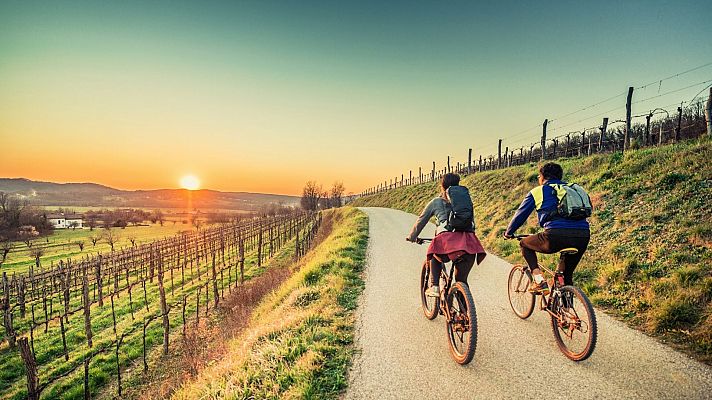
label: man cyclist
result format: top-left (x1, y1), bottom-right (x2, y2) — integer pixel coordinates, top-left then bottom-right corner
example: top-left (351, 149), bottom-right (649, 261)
top-left (503, 162), bottom-right (590, 294)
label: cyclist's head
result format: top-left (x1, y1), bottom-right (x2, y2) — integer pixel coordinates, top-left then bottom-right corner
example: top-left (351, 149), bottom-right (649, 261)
top-left (538, 162), bottom-right (563, 183)
top-left (440, 173), bottom-right (460, 193)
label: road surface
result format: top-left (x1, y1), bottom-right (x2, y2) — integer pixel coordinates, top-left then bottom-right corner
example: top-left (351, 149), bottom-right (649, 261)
top-left (345, 207), bottom-right (712, 400)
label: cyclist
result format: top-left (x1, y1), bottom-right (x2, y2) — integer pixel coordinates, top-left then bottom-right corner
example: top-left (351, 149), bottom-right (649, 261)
top-left (503, 162), bottom-right (590, 294)
top-left (406, 173), bottom-right (486, 297)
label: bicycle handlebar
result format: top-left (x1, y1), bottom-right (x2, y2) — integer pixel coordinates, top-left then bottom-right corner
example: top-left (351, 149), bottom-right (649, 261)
top-left (406, 237), bottom-right (433, 245)
top-left (505, 234), bottom-right (530, 241)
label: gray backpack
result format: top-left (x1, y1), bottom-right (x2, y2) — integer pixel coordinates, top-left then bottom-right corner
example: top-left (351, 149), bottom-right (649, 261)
top-left (445, 186), bottom-right (475, 232)
top-left (548, 183), bottom-right (592, 220)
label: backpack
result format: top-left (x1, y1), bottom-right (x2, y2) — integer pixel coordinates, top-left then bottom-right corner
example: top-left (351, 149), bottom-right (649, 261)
top-left (445, 186), bottom-right (475, 232)
top-left (548, 183), bottom-right (592, 220)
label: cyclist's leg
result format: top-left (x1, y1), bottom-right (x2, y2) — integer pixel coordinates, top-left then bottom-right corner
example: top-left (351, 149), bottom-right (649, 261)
top-left (428, 255), bottom-right (443, 286)
top-left (519, 232), bottom-right (553, 274)
top-left (559, 236), bottom-right (590, 286)
top-left (453, 254), bottom-right (476, 283)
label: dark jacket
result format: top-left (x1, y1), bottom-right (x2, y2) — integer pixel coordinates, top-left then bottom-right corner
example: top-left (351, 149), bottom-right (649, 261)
top-left (505, 179), bottom-right (590, 236)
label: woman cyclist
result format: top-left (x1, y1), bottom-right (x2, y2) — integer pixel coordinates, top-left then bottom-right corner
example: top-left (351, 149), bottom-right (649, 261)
top-left (406, 173), bottom-right (486, 296)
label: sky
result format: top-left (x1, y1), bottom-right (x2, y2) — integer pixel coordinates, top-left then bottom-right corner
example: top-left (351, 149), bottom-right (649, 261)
top-left (1, 0), bottom-right (711, 195)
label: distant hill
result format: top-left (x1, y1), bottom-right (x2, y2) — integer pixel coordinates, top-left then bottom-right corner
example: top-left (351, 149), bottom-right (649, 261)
top-left (0, 178), bottom-right (300, 211)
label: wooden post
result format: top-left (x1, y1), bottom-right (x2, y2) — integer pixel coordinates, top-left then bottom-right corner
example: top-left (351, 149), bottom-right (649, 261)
top-left (497, 139), bottom-right (502, 168)
top-left (257, 229), bottom-right (262, 267)
top-left (504, 146), bottom-right (508, 167)
top-left (447, 156), bottom-right (451, 173)
top-left (467, 148), bottom-right (472, 174)
top-left (599, 118), bottom-right (608, 151)
top-left (541, 120), bottom-right (548, 160)
top-left (645, 113), bottom-right (652, 146)
top-left (84, 357), bottom-right (90, 400)
top-left (478, 155), bottom-right (482, 172)
top-left (431, 161), bottom-right (435, 181)
top-left (706, 87), bottom-right (712, 136)
top-left (624, 86), bottom-right (633, 151)
top-left (587, 132), bottom-right (592, 155)
top-left (2, 272), bottom-right (15, 348)
top-left (552, 139), bottom-right (558, 159)
top-left (82, 273), bottom-right (92, 347)
top-left (19, 337), bottom-right (39, 400)
top-left (675, 104), bottom-right (682, 142)
top-left (658, 121), bottom-right (664, 146)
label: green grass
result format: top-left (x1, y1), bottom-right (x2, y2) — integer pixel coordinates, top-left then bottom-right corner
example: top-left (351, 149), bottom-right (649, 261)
top-left (2, 224), bottom-right (189, 274)
top-left (353, 136), bottom-right (712, 363)
top-left (172, 207), bottom-right (368, 400)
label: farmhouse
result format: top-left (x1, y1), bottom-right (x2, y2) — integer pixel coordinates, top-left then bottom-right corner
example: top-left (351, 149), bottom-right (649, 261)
top-left (47, 213), bottom-right (84, 229)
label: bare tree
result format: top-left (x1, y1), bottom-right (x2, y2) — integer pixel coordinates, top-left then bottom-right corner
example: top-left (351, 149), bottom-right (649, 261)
top-left (104, 230), bottom-right (119, 252)
top-left (128, 236), bottom-right (136, 246)
top-left (86, 214), bottom-right (98, 231)
top-left (330, 181), bottom-right (345, 208)
top-left (300, 181), bottom-right (322, 211)
top-left (1, 240), bottom-right (12, 262)
top-left (154, 210), bottom-right (165, 226)
top-left (76, 241), bottom-right (85, 252)
top-left (90, 233), bottom-right (102, 247)
top-left (29, 247), bottom-right (44, 269)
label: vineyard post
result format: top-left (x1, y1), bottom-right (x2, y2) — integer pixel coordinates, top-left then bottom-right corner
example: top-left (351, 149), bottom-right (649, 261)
top-left (409, 170), bottom-right (412, 185)
top-left (624, 86), bottom-right (634, 151)
top-left (645, 113), bottom-right (652, 146)
top-left (504, 146), bottom-right (508, 167)
top-left (447, 156), bottom-right (451, 173)
top-left (18, 277), bottom-right (25, 317)
top-left (419, 167), bottom-right (422, 183)
top-left (239, 238), bottom-right (245, 284)
top-left (2, 272), bottom-right (15, 348)
top-left (587, 133), bottom-right (592, 156)
top-left (478, 155), bottom-right (482, 172)
top-left (551, 139), bottom-right (557, 159)
top-left (82, 273), bottom-right (92, 347)
top-left (19, 337), bottom-right (39, 400)
top-left (116, 339), bottom-right (122, 397)
top-left (211, 253), bottom-right (219, 308)
top-left (431, 161), bottom-right (435, 181)
top-left (658, 121), bottom-right (664, 146)
top-left (59, 308), bottom-right (68, 360)
top-left (157, 254), bottom-right (169, 355)
top-left (675, 104), bottom-right (682, 142)
top-left (142, 319), bottom-right (148, 371)
top-left (497, 139), bottom-right (502, 168)
top-left (182, 296), bottom-right (187, 336)
top-left (599, 118), bottom-right (608, 151)
top-left (110, 293), bottom-right (117, 334)
top-left (706, 87), bottom-right (712, 136)
top-left (257, 230), bottom-right (263, 267)
top-left (83, 357), bottom-right (90, 400)
top-left (128, 286), bottom-right (135, 320)
top-left (541, 119), bottom-right (548, 160)
top-left (96, 256), bottom-right (103, 307)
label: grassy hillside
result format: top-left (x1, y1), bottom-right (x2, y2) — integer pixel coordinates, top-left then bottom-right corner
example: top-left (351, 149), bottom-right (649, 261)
top-left (354, 136), bottom-right (712, 362)
top-left (171, 207), bottom-right (368, 399)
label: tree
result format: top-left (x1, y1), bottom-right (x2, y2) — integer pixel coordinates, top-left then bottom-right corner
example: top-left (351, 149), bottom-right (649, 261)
top-left (90, 233), bottom-right (102, 247)
top-left (86, 214), bottom-right (98, 231)
top-left (29, 247), bottom-right (44, 269)
top-left (192, 218), bottom-right (202, 231)
top-left (68, 221), bottom-right (79, 230)
top-left (154, 210), bottom-right (165, 226)
top-left (104, 230), bottom-right (119, 252)
top-left (128, 236), bottom-right (136, 246)
top-left (300, 181), bottom-right (322, 211)
top-left (330, 181), bottom-right (345, 208)
top-left (1, 240), bottom-right (12, 262)
top-left (76, 241), bottom-right (85, 251)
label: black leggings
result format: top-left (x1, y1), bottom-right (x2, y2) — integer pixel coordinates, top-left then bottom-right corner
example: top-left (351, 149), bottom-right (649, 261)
top-left (429, 254), bottom-right (476, 286)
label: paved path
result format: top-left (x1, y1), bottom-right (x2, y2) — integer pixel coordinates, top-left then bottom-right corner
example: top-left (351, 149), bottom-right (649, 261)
top-left (345, 207), bottom-right (712, 400)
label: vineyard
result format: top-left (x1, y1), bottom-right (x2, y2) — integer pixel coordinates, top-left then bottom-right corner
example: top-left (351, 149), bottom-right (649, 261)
top-left (0, 211), bottom-right (322, 400)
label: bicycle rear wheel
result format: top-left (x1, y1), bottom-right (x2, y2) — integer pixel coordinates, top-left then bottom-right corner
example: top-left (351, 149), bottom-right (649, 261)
top-left (551, 285), bottom-right (597, 361)
top-left (507, 265), bottom-right (535, 319)
top-left (420, 260), bottom-right (438, 320)
top-left (446, 282), bottom-right (477, 365)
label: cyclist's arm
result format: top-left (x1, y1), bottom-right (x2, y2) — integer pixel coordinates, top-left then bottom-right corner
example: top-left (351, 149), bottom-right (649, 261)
top-left (407, 199), bottom-right (436, 242)
top-left (505, 193), bottom-right (535, 237)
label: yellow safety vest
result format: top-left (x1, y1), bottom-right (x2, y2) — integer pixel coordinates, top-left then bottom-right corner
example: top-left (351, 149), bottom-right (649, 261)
top-left (530, 184), bottom-right (566, 210)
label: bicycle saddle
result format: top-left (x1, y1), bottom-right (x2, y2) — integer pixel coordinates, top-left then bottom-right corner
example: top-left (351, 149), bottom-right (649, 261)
top-left (559, 248), bottom-right (579, 255)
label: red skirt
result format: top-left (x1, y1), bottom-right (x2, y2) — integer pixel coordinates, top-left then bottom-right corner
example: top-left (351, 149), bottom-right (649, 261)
top-left (427, 231), bottom-right (487, 265)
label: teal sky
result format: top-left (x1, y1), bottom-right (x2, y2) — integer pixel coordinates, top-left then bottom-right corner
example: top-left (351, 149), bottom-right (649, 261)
top-left (1, 1), bottom-right (710, 194)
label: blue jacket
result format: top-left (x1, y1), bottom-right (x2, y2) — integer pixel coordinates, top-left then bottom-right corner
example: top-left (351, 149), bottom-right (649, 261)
top-left (505, 179), bottom-right (590, 236)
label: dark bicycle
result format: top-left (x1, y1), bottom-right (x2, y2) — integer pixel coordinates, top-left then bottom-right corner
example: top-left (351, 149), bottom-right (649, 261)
top-left (506, 234), bottom-right (597, 361)
top-left (415, 238), bottom-right (477, 365)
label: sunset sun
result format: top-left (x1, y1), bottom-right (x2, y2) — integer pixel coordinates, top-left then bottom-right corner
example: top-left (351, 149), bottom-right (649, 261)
top-left (180, 175), bottom-right (200, 190)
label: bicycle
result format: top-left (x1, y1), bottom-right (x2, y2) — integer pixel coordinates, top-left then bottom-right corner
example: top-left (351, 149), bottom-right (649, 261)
top-left (506, 234), bottom-right (597, 361)
top-left (415, 238), bottom-right (477, 365)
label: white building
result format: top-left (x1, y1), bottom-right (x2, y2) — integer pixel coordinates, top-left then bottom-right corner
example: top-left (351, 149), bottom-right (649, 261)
top-left (47, 213), bottom-right (84, 229)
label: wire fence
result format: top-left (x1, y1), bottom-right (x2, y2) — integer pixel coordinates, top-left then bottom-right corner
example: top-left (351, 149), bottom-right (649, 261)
top-left (358, 85), bottom-right (712, 196)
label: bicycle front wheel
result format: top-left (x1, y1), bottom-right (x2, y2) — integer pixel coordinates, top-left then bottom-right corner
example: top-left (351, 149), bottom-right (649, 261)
top-left (446, 282), bottom-right (477, 365)
top-left (508, 265), bottom-right (535, 319)
top-left (420, 260), bottom-right (438, 320)
top-left (551, 285), bottom-right (597, 361)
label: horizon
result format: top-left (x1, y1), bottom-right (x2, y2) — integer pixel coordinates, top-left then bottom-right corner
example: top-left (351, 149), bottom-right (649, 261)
top-left (2, 1), bottom-right (711, 195)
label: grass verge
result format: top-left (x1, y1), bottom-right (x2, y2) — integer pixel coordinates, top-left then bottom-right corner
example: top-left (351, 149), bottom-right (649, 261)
top-left (170, 207), bottom-right (368, 399)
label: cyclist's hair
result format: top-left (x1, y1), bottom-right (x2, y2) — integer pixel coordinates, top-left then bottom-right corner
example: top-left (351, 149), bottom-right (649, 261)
top-left (440, 173), bottom-right (460, 190)
top-left (539, 162), bottom-right (563, 180)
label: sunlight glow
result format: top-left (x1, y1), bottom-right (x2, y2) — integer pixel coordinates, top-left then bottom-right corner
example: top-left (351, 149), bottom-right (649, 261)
top-left (180, 175), bottom-right (200, 190)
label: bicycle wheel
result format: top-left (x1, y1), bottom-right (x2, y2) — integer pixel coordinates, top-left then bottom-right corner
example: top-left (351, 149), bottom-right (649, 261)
top-left (420, 260), bottom-right (438, 320)
top-left (446, 282), bottom-right (477, 365)
top-left (507, 265), bottom-right (535, 319)
top-left (550, 285), bottom-right (597, 361)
